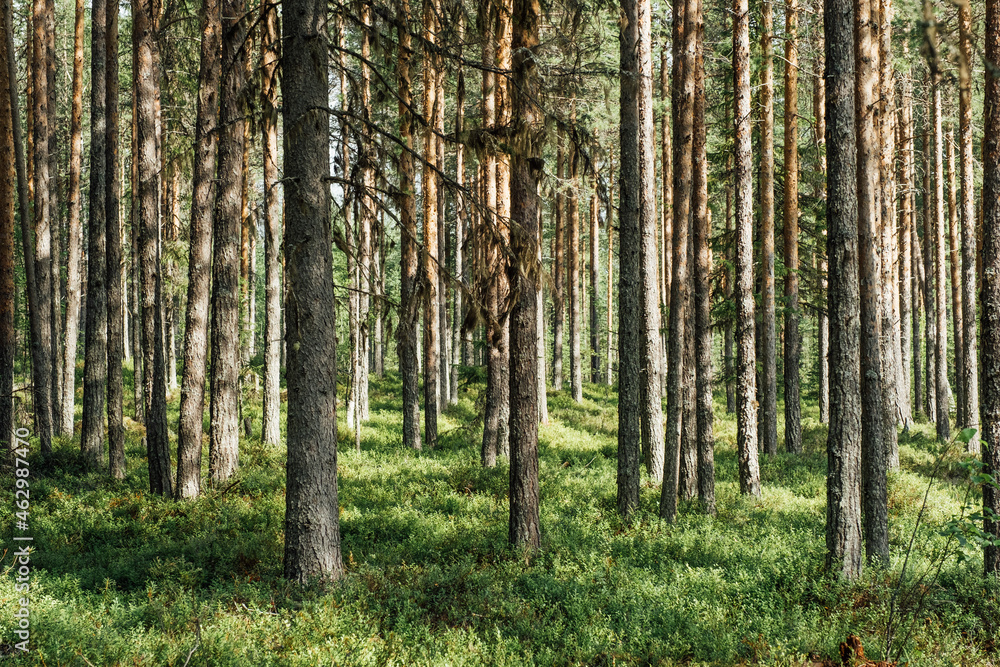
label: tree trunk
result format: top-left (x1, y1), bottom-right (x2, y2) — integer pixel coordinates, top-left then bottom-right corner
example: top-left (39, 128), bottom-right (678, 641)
top-left (553, 134), bottom-right (564, 390)
top-left (606, 166), bottom-right (614, 387)
top-left (356, 0), bottom-right (374, 430)
top-left (856, 0), bottom-right (889, 566)
top-left (724, 147), bottom-right (735, 416)
top-left (209, 0), bottom-right (247, 485)
top-left (261, 0), bottom-right (281, 447)
top-left (661, 0), bottom-right (693, 520)
top-left (31, 0), bottom-right (53, 453)
top-left (733, 0), bottom-right (760, 498)
top-left (758, 0), bottom-right (777, 457)
top-left (589, 190), bottom-right (600, 384)
top-left (958, 0), bottom-right (979, 453)
top-left (106, 2), bottom-right (125, 479)
top-left (423, 0), bottom-right (440, 449)
top-left (825, 0), bottom-right (863, 579)
top-left (981, 0), bottom-right (1000, 576)
top-left (60, 0), bottom-right (85, 437)
top-left (281, 0), bottom-right (343, 582)
top-left (537, 183), bottom-right (548, 424)
top-left (45, 0), bottom-right (59, 424)
top-left (569, 122), bottom-right (583, 404)
top-left (507, 0), bottom-right (541, 548)
top-left (619, 0), bottom-right (657, 518)
top-left (783, 0), bottom-right (801, 454)
top-left (947, 132), bottom-right (964, 430)
top-left (81, 0), bottom-right (108, 468)
top-left (0, 0), bottom-right (14, 454)
top-left (931, 59), bottom-right (950, 441)
top-left (178, 0), bottom-right (222, 497)
top-left (814, 45), bottom-right (830, 425)
top-left (898, 65), bottom-right (914, 432)
top-left (135, 0), bottom-right (172, 496)
top-left (692, 8), bottom-right (714, 513)
top-left (922, 104), bottom-right (936, 421)
top-left (397, 0), bottom-right (421, 451)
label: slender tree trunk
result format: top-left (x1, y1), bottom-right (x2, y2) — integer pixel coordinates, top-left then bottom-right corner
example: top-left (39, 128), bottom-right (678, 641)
top-left (135, 0), bottom-right (172, 496)
top-left (783, 0), bottom-right (801, 453)
top-left (619, 0), bottom-right (658, 518)
top-left (508, 0), bottom-right (541, 547)
top-left (922, 104), bottom-right (936, 421)
top-left (45, 0), bottom-right (59, 423)
top-left (606, 167), bottom-right (615, 387)
top-left (930, 56), bottom-right (950, 441)
top-left (106, 3), bottom-right (125, 479)
top-left (947, 132), bottom-right (964, 430)
top-left (281, 0), bottom-right (343, 582)
top-left (356, 0), bottom-right (373, 428)
top-left (397, 0), bottom-right (421, 451)
top-left (660, 46), bottom-right (672, 390)
top-left (758, 0), bottom-right (777, 457)
top-left (81, 0), bottom-right (108, 468)
top-left (856, 0), bottom-right (889, 566)
top-left (589, 189), bottom-right (600, 384)
top-left (60, 0), bottom-right (85, 436)
top-left (553, 135), bottom-right (564, 390)
top-left (210, 0), bottom-right (248, 485)
top-left (30, 0), bottom-right (53, 453)
top-left (537, 183), bottom-right (548, 424)
top-left (569, 123), bottom-right (583, 403)
top-left (878, 0), bottom-right (899, 469)
top-left (733, 0), bottom-right (760, 499)
top-left (814, 47), bottom-right (830, 425)
top-left (826, 0), bottom-right (863, 579)
top-left (261, 0), bottom-right (281, 447)
top-left (724, 148), bottom-right (735, 415)
top-left (661, 0), bottom-right (693, 520)
top-left (691, 9), bottom-right (714, 513)
top-left (454, 12), bottom-right (467, 386)
top-left (0, 0), bottom-right (14, 453)
top-left (958, 0), bottom-right (979, 453)
top-left (981, 0), bottom-right (1000, 576)
top-left (131, 93), bottom-right (144, 424)
top-left (177, 0), bottom-right (221, 497)
top-left (423, 0), bottom-right (440, 449)
top-left (898, 67), bottom-right (914, 432)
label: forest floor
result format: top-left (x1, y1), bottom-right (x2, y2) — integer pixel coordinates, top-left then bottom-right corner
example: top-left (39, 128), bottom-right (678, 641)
top-left (1, 370), bottom-right (999, 666)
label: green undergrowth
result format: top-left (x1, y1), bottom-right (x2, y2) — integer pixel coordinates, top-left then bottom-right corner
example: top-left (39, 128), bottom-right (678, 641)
top-left (1, 375), bottom-right (998, 666)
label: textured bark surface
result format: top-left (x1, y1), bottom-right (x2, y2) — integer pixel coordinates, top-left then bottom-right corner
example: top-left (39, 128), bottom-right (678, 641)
top-left (507, 0), bottom-right (541, 548)
top-left (210, 0), bottom-right (247, 485)
top-left (177, 0), bottom-right (221, 497)
top-left (106, 4), bottom-right (125, 479)
top-left (825, 0), bottom-right (863, 579)
top-left (982, 0), bottom-right (1000, 575)
top-left (958, 0), bottom-right (979, 453)
top-left (606, 172), bottom-right (614, 387)
top-left (81, 0), bottom-right (108, 468)
top-left (281, 0), bottom-right (343, 583)
top-left (589, 192), bottom-right (600, 384)
top-left (898, 70), bottom-right (915, 432)
top-left (922, 113), bottom-right (936, 421)
top-left (31, 0), bottom-right (53, 453)
top-left (569, 135), bottom-right (583, 404)
top-left (814, 49), bottom-right (829, 425)
top-left (0, 0), bottom-right (14, 453)
top-left (758, 0), bottom-right (777, 458)
top-left (481, 21), bottom-right (499, 466)
top-left (661, 0), bottom-right (693, 519)
top-left (692, 11), bottom-right (714, 513)
top-left (783, 0), bottom-right (801, 454)
top-left (947, 133), bottom-right (964, 429)
top-left (553, 137), bottom-right (564, 390)
top-left (60, 0), bottom-right (85, 437)
top-left (732, 0), bottom-right (760, 499)
top-left (397, 0), bottom-right (422, 452)
top-left (261, 0), bottom-right (281, 447)
top-left (618, 0), bottom-right (653, 517)
top-left (931, 70), bottom-right (950, 442)
top-left (135, 0), bottom-right (172, 496)
top-left (856, 0), bottom-right (889, 566)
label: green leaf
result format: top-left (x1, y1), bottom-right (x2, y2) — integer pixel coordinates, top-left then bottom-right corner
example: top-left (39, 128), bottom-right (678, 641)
top-left (959, 427), bottom-right (978, 444)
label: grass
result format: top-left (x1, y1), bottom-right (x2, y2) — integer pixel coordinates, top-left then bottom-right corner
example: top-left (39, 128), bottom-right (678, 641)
top-left (1, 373), bottom-right (998, 666)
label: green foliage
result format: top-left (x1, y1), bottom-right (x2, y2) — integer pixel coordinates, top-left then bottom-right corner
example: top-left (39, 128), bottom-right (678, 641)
top-left (1, 380), bottom-right (997, 665)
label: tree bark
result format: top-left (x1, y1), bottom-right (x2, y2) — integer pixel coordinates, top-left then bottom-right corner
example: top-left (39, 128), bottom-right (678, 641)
top-left (732, 0), bottom-right (760, 498)
top-left (898, 65), bottom-right (914, 432)
top-left (692, 9), bottom-right (714, 513)
top-left (589, 189), bottom-right (600, 384)
top-left (60, 0), bottom-right (85, 437)
top-left (569, 123), bottom-right (583, 404)
top-left (178, 0), bottom-right (222, 497)
top-left (620, 0), bottom-right (658, 518)
top-left (106, 2), bottom-right (125, 479)
top-left (507, 0), bottom-right (542, 548)
top-left (210, 0), bottom-right (247, 485)
top-left (397, 0), bottom-right (421, 451)
top-left (0, 0), bottom-right (14, 454)
top-left (31, 0), bottom-right (53, 453)
top-left (931, 57), bottom-right (950, 441)
top-left (606, 166), bottom-right (615, 387)
top-left (281, 0), bottom-right (343, 582)
top-left (758, 0), bottom-right (777, 458)
top-left (135, 0), bottom-right (172, 496)
top-left (261, 0), bottom-right (281, 447)
top-left (826, 0), bottom-right (863, 579)
top-left (661, 0), bottom-right (693, 520)
top-left (947, 132), bottom-right (964, 430)
top-left (814, 45), bottom-right (830, 425)
top-left (922, 102), bottom-right (936, 422)
top-left (423, 0), bottom-right (440, 449)
top-left (553, 135), bottom-right (564, 391)
top-left (783, 0), bottom-right (801, 454)
top-left (958, 0), bottom-right (979, 453)
top-left (81, 0), bottom-right (108, 468)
